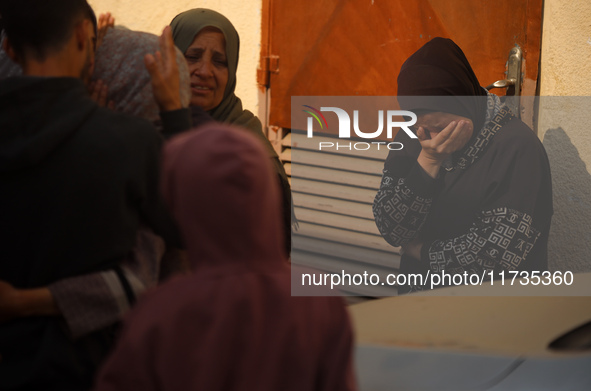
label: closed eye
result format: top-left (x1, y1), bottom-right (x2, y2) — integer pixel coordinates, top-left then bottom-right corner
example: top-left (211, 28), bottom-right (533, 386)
top-left (185, 48), bottom-right (204, 64)
top-left (212, 53), bottom-right (228, 67)
top-left (185, 55), bottom-right (202, 64)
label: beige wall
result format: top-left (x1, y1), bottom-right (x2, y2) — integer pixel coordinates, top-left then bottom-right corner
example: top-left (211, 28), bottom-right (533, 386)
top-left (538, 0), bottom-right (591, 272)
top-left (89, 0), bottom-right (262, 116)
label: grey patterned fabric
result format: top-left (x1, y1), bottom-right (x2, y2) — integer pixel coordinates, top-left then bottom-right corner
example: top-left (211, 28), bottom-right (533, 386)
top-left (448, 97), bottom-right (509, 171)
top-left (48, 228), bottom-right (166, 338)
top-left (427, 207), bottom-right (541, 274)
top-left (92, 27), bottom-right (191, 125)
top-left (373, 177), bottom-right (432, 246)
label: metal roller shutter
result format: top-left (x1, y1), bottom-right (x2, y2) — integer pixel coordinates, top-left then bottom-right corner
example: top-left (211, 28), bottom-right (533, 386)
top-left (278, 129), bottom-right (401, 297)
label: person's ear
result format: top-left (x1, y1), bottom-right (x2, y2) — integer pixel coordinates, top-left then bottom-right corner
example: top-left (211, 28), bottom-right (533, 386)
top-left (2, 36), bottom-right (18, 63)
top-left (74, 20), bottom-right (89, 51)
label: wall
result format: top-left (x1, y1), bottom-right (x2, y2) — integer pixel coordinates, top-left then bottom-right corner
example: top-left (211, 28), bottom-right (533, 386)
top-left (538, 0), bottom-right (591, 272)
top-left (89, 0), bottom-right (262, 116)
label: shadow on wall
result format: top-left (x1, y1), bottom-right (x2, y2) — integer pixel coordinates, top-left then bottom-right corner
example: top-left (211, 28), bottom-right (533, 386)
top-left (543, 127), bottom-right (591, 273)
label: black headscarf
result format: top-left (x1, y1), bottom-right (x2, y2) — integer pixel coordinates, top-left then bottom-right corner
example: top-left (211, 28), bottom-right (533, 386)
top-left (397, 37), bottom-right (488, 132)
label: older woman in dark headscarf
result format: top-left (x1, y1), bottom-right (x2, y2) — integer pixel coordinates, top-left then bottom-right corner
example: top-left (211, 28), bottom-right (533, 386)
top-left (92, 124), bottom-right (356, 391)
top-left (170, 8), bottom-right (294, 256)
top-left (373, 38), bottom-right (552, 293)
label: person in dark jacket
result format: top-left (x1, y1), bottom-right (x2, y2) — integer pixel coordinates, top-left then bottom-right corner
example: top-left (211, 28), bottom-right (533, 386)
top-left (0, 14), bottom-right (203, 341)
top-left (0, 1), bottom-right (189, 389)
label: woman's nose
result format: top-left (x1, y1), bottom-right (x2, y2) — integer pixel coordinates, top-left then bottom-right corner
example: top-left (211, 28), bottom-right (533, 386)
top-left (193, 60), bottom-right (214, 77)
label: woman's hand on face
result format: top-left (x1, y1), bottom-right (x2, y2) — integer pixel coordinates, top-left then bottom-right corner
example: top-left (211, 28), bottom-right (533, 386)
top-left (419, 119), bottom-right (472, 159)
top-left (417, 120), bottom-right (472, 178)
top-left (145, 26), bottom-right (182, 112)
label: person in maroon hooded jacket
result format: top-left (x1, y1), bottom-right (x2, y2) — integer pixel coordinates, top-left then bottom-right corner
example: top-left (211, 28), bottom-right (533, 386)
top-left (93, 124), bottom-right (357, 391)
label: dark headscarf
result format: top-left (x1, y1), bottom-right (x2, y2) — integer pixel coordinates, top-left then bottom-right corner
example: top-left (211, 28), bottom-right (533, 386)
top-left (397, 37), bottom-right (488, 132)
top-left (170, 8), bottom-right (261, 135)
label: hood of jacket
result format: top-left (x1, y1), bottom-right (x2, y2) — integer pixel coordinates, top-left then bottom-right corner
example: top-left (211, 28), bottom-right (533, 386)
top-left (0, 76), bottom-right (97, 171)
top-left (161, 124), bottom-right (286, 271)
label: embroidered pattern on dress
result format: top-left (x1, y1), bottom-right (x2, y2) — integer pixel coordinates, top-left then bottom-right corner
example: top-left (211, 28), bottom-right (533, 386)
top-left (373, 174), bottom-right (432, 246)
top-left (427, 207), bottom-right (540, 274)
top-left (450, 97), bottom-right (513, 172)
top-left (483, 91), bottom-right (502, 125)
top-left (406, 208), bottom-right (540, 292)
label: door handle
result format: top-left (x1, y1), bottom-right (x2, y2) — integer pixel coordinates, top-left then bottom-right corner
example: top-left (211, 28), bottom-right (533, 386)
top-left (485, 46), bottom-right (522, 118)
top-left (486, 78), bottom-right (516, 90)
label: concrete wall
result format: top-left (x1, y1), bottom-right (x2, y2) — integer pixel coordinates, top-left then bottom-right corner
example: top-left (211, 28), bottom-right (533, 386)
top-left (538, 0), bottom-right (591, 272)
top-left (89, 0), bottom-right (262, 116)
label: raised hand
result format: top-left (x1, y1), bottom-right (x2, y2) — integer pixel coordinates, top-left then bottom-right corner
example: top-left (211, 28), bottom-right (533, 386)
top-left (96, 12), bottom-right (115, 49)
top-left (417, 120), bottom-right (473, 178)
top-left (88, 79), bottom-right (115, 109)
top-left (144, 26), bottom-right (182, 112)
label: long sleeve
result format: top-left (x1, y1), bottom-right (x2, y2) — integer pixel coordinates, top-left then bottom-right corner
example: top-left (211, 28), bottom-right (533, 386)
top-left (159, 107), bottom-right (193, 139)
top-left (48, 112), bottom-right (191, 338)
top-left (129, 124), bottom-right (184, 249)
top-left (374, 113), bottom-right (552, 290)
top-left (373, 131), bottom-right (440, 247)
top-left (423, 207), bottom-right (541, 274)
top-left (422, 124), bottom-right (552, 275)
top-left (48, 228), bottom-right (165, 338)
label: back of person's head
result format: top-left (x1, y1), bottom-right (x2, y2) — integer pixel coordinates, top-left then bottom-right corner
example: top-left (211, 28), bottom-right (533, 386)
top-left (92, 27), bottom-right (191, 125)
top-left (0, 0), bottom-right (95, 61)
top-left (161, 125), bottom-right (286, 269)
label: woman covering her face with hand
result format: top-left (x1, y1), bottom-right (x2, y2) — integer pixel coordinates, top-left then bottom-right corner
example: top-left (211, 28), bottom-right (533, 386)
top-left (170, 9), bottom-right (294, 255)
top-left (373, 38), bottom-right (553, 293)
